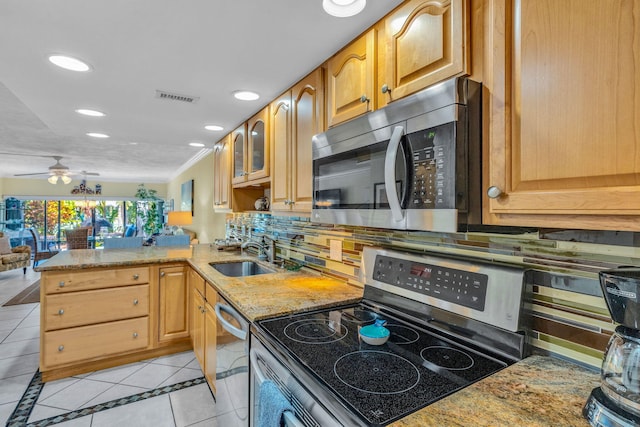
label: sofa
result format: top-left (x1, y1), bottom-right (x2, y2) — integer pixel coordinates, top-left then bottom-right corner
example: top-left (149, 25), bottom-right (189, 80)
top-left (0, 232), bottom-right (31, 274)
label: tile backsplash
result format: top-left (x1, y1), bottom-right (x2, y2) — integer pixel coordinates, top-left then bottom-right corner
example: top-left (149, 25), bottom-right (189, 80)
top-left (229, 213), bottom-right (640, 369)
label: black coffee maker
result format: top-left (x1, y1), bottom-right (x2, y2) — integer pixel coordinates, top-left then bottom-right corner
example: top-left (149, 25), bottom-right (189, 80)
top-left (584, 268), bottom-right (640, 426)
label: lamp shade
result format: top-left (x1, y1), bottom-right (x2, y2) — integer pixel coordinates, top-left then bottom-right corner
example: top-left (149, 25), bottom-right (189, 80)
top-left (167, 211), bottom-right (192, 226)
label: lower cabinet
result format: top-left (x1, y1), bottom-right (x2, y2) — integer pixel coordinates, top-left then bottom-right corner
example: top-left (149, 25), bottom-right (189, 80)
top-left (189, 268), bottom-right (217, 393)
top-left (204, 299), bottom-right (217, 392)
top-left (158, 264), bottom-right (189, 343)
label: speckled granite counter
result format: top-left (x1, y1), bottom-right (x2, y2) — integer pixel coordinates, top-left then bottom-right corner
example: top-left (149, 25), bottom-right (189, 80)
top-left (35, 244), bottom-right (363, 321)
top-left (391, 354), bottom-right (599, 427)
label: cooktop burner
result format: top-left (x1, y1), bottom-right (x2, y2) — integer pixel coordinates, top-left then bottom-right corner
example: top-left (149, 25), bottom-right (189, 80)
top-left (259, 304), bottom-right (507, 426)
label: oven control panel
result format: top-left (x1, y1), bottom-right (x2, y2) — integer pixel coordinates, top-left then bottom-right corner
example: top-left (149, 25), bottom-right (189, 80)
top-left (373, 254), bottom-right (488, 311)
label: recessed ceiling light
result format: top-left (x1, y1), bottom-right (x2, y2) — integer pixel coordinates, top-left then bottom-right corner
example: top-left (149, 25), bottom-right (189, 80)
top-left (48, 55), bottom-right (91, 72)
top-left (189, 142), bottom-right (205, 147)
top-left (86, 132), bottom-right (109, 138)
top-left (129, 142), bottom-right (139, 145)
top-left (323, 0), bottom-right (366, 17)
top-left (75, 109), bottom-right (105, 117)
top-left (204, 125), bottom-right (224, 131)
top-left (233, 90), bottom-right (260, 101)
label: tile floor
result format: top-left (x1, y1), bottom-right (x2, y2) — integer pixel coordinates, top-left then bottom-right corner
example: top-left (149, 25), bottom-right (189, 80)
top-left (0, 267), bottom-right (246, 427)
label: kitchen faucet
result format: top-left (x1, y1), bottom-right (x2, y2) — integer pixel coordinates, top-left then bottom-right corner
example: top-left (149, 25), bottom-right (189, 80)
top-left (241, 235), bottom-right (278, 264)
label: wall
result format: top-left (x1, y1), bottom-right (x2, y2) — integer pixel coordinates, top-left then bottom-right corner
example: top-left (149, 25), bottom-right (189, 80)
top-left (166, 151), bottom-right (226, 244)
top-left (230, 212), bottom-right (640, 369)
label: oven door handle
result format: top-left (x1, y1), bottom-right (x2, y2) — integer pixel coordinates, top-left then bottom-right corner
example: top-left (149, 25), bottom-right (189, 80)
top-left (385, 125), bottom-right (405, 223)
top-left (214, 303), bottom-right (247, 341)
top-left (250, 348), bottom-right (304, 427)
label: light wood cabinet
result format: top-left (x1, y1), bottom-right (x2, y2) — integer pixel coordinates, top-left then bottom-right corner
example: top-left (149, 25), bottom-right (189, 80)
top-left (327, 29), bottom-right (376, 127)
top-left (189, 268), bottom-right (217, 393)
top-left (271, 68), bottom-right (325, 213)
top-left (379, 0), bottom-right (468, 107)
top-left (204, 299), bottom-right (217, 393)
top-left (158, 265), bottom-right (189, 343)
top-left (232, 107), bottom-right (270, 187)
top-left (483, 0), bottom-right (640, 231)
top-left (189, 268), bottom-right (205, 368)
top-left (43, 266), bottom-right (149, 294)
top-left (213, 134), bottom-right (232, 211)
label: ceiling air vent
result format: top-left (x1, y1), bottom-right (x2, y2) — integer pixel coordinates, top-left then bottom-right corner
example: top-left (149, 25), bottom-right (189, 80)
top-left (155, 90), bottom-right (200, 104)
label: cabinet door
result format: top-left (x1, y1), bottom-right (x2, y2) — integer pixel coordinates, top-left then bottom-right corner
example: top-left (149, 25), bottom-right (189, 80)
top-left (381, 0), bottom-right (467, 105)
top-left (291, 68), bottom-right (324, 212)
top-left (213, 134), bottom-right (232, 211)
top-left (485, 0), bottom-right (640, 230)
top-left (247, 106), bottom-right (270, 182)
top-left (327, 29), bottom-right (376, 127)
top-left (191, 288), bottom-right (205, 368)
top-left (158, 265), bottom-right (189, 343)
top-left (204, 299), bottom-right (217, 393)
top-left (270, 91), bottom-right (292, 211)
top-left (231, 124), bottom-right (247, 185)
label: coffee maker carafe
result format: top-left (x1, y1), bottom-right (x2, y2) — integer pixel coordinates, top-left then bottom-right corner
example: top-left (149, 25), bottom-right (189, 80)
top-left (584, 268), bottom-right (640, 426)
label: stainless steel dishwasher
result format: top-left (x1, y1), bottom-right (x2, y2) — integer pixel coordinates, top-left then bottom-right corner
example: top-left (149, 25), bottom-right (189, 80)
top-left (215, 294), bottom-right (250, 426)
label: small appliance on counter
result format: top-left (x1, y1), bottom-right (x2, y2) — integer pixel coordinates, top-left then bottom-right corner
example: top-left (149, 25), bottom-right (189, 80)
top-left (212, 238), bottom-right (243, 251)
top-left (584, 267), bottom-right (640, 426)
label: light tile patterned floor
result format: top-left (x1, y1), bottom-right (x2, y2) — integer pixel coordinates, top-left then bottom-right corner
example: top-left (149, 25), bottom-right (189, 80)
top-left (0, 267), bottom-right (242, 426)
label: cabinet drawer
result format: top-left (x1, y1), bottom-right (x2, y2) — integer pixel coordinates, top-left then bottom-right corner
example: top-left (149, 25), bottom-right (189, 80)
top-left (190, 268), bottom-right (205, 295)
top-left (43, 317), bottom-right (149, 367)
top-left (44, 285), bottom-right (149, 331)
top-left (43, 267), bottom-right (150, 294)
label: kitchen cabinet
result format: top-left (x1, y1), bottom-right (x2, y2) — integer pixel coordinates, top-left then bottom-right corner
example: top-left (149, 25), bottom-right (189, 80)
top-left (189, 268), bottom-right (205, 368)
top-left (189, 268), bottom-right (217, 393)
top-left (203, 298), bottom-right (217, 392)
top-left (232, 106), bottom-right (270, 187)
top-left (378, 0), bottom-right (468, 107)
top-left (483, 0), bottom-right (640, 231)
top-left (271, 68), bottom-right (325, 213)
top-left (157, 264), bottom-right (189, 343)
top-left (213, 133), bottom-right (232, 211)
top-left (326, 29), bottom-right (376, 127)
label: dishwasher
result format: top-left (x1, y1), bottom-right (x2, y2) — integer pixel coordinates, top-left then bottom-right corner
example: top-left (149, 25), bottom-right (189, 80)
top-left (215, 294), bottom-right (250, 426)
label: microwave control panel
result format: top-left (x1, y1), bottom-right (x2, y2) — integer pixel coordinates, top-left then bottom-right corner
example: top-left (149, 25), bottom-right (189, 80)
top-left (407, 122), bottom-right (457, 209)
top-left (372, 254), bottom-right (488, 311)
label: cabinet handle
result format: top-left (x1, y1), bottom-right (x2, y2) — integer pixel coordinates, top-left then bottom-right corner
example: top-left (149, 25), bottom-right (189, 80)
top-left (58, 345), bottom-right (64, 352)
top-left (132, 332), bottom-right (138, 338)
top-left (381, 84), bottom-right (392, 94)
top-left (360, 94), bottom-right (370, 103)
top-left (160, 271), bottom-right (165, 277)
top-left (132, 274), bottom-right (139, 280)
top-left (487, 186), bottom-right (504, 199)
top-left (58, 309), bottom-right (64, 315)
top-left (59, 281), bottom-right (65, 287)
top-left (133, 299), bottom-right (139, 306)
top-left (243, 171), bottom-right (249, 176)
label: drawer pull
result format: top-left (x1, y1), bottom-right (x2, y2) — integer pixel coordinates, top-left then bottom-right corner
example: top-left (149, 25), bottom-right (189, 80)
top-left (133, 299), bottom-right (139, 306)
top-left (58, 345), bottom-right (64, 352)
top-left (59, 281), bottom-right (65, 287)
top-left (133, 274), bottom-right (140, 280)
top-left (132, 332), bottom-right (138, 339)
top-left (58, 309), bottom-right (64, 315)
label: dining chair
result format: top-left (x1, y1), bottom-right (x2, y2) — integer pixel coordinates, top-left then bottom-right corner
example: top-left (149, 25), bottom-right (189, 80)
top-left (155, 235), bottom-right (190, 247)
top-left (65, 228), bottom-right (91, 249)
top-left (28, 228), bottom-right (59, 267)
top-left (103, 237), bottom-right (143, 249)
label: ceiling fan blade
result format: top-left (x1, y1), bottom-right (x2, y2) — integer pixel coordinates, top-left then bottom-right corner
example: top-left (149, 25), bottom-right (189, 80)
top-left (13, 172), bottom-right (50, 177)
top-left (0, 152), bottom-right (61, 159)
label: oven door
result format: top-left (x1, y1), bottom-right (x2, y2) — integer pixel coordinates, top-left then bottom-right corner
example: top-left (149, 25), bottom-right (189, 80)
top-left (250, 333), bottom-right (344, 427)
top-left (312, 124), bottom-right (411, 230)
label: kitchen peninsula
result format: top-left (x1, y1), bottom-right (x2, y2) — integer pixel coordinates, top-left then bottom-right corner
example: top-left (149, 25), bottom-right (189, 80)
top-left (36, 245), bottom-right (598, 426)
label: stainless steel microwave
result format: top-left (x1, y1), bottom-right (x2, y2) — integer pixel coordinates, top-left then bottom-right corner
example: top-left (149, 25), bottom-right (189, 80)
top-left (311, 77), bottom-right (482, 232)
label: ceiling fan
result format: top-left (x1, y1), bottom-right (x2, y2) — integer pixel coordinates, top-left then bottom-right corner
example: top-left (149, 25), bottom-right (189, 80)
top-left (4, 154), bottom-right (99, 184)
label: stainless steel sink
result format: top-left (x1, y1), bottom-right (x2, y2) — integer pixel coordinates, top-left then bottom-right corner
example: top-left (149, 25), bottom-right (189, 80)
top-left (209, 261), bottom-right (275, 277)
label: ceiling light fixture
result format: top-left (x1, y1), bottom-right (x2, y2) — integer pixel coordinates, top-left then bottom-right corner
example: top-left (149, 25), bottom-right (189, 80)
top-left (48, 174), bottom-right (72, 185)
top-left (86, 132), bottom-right (109, 138)
top-left (322, 0), bottom-right (366, 17)
top-left (233, 90), bottom-right (260, 101)
top-left (76, 109), bottom-right (105, 117)
top-left (189, 142), bottom-right (205, 147)
top-left (204, 125), bottom-right (224, 131)
top-left (48, 55), bottom-right (91, 72)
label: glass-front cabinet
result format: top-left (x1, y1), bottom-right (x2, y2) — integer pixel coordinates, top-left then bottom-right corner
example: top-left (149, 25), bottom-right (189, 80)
top-left (232, 106), bottom-right (270, 187)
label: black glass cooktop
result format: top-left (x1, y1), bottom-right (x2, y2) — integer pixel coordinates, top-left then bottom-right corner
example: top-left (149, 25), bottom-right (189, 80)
top-left (259, 305), bottom-right (507, 426)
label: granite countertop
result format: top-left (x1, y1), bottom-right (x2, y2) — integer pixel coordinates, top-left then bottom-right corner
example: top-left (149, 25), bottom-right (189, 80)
top-left (36, 245), bottom-right (601, 426)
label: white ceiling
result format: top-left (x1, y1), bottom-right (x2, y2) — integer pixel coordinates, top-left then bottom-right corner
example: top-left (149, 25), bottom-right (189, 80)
top-left (0, 0), bottom-right (403, 184)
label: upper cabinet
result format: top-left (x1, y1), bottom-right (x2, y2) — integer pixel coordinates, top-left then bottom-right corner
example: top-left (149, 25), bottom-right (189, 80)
top-left (326, 29), bottom-right (376, 127)
top-left (232, 106), bottom-right (270, 187)
top-left (483, 0), bottom-right (640, 231)
top-left (379, 0), bottom-right (467, 107)
top-left (271, 69), bottom-right (325, 213)
top-left (213, 134), bottom-right (231, 211)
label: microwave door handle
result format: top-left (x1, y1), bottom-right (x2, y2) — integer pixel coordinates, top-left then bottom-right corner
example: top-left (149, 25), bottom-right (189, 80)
top-left (215, 303), bottom-right (248, 340)
top-left (385, 125), bottom-right (405, 222)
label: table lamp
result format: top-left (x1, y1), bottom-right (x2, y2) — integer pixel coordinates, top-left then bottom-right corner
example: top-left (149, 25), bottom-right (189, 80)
top-left (167, 211), bottom-right (192, 235)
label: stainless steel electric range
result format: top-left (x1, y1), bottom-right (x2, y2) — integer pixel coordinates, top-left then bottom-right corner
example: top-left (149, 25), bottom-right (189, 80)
top-left (250, 247), bottom-right (530, 427)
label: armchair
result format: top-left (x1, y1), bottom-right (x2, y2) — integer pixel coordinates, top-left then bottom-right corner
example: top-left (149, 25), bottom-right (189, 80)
top-left (29, 228), bottom-right (59, 267)
top-left (0, 232), bottom-right (31, 274)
